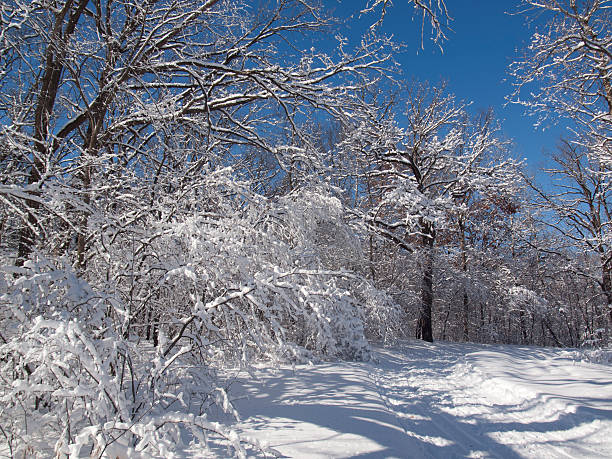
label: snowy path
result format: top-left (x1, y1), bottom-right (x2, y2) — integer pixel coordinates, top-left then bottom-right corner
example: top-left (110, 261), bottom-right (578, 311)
top-left (233, 342), bottom-right (612, 458)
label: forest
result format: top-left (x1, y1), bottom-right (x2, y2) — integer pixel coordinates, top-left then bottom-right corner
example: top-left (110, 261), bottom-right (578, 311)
top-left (0, 0), bottom-right (610, 456)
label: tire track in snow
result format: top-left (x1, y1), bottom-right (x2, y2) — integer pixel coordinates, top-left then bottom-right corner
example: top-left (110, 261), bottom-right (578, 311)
top-left (235, 342), bottom-right (612, 458)
top-left (369, 366), bottom-right (439, 459)
top-left (369, 342), bottom-right (612, 459)
top-left (463, 350), bottom-right (612, 458)
top-left (455, 358), bottom-right (577, 459)
top-left (369, 343), bottom-right (506, 458)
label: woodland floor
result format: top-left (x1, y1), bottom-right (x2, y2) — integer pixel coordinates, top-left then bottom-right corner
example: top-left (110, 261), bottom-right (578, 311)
top-left (229, 341), bottom-right (612, 458)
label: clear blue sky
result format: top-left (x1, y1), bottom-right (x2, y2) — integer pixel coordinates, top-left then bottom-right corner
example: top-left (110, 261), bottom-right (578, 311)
top-left (335, 0), bottom-right (571, 175)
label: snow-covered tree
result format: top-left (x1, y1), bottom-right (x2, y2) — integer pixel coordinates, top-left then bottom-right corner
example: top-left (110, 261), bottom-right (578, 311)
top-left (1, 1), bottom-right (455, 455)
top-left (335, 82), bottom-right (523, 342)
top-left (526, 140), bottom-right (612, 334)
top-left (509, 0), bottom-right (611, 163)
top-left (360, 0), bottom-right (450, 44)
top-left (509, 0), bottom-right (612, 346)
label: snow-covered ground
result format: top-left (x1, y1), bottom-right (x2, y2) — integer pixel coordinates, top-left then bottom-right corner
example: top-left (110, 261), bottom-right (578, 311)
top-left (232, 341), bottom-right (612, 458)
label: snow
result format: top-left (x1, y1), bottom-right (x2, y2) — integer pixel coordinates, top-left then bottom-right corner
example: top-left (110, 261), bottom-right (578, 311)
top-left (233, 341), bottom-right (612, 458)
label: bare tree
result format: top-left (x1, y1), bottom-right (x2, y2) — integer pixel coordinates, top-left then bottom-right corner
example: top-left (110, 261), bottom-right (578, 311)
top-left (509, 0), bottom-right (611, 159)
top-left (360, 0), bottom-right (451, 45)
top-left (527, 140), bottom-right (612, 328)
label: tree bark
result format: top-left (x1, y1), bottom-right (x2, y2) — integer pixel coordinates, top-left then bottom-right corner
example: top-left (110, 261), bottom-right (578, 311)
top-left (459, 218), bottom-right (469, 341)
top-left (416, 220), bottom-right (434, 342)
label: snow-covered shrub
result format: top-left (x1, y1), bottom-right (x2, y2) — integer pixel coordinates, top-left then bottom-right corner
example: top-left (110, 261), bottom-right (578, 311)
top-left (577, 346), bottom-right (612, 364)
top-left (78, 172), bottom-right (380, 366)
top-left (0, 258), bottom-right (258, 458)
top-left (356, 280), bottom-right (405, 344)
top-left (507, 286), bottom-right (548, 316)
top-left (581, 328), bottom-right (610, 349)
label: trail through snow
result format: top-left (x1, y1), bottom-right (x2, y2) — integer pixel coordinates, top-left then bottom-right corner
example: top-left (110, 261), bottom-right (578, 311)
top-left (232, 341), bottom-right (612, 458)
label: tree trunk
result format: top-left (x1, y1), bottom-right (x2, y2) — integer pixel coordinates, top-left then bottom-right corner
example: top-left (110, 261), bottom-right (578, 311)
top-left (479, 301), bottom-right (486, 340)
top-left (416, 220), bottom-right (434, 342)
top-left (16, 0), bottom-right (89, 265)
top-left (519, 308), bottom-right (528, 344)
top-left (601, 262), bottom-right (612, 329)
top-left (462, 291), bottom-right (469, 341)
top-left (459, 218), bottom-right (469, 341)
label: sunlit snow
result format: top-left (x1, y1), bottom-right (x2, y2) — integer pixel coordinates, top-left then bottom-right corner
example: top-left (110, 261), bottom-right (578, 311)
top-left (232, 341), bottom-right (612, 458)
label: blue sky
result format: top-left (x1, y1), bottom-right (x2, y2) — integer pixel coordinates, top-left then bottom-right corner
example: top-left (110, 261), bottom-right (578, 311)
top-left (338, 0), bottom-right (570, 175)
